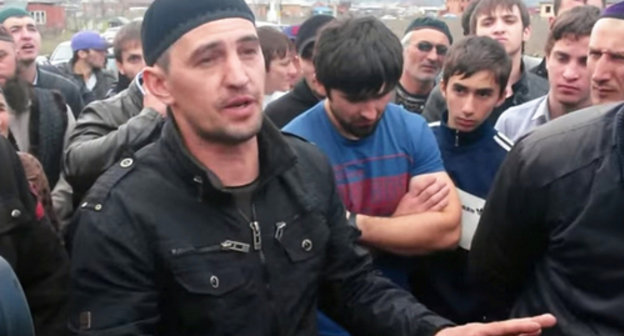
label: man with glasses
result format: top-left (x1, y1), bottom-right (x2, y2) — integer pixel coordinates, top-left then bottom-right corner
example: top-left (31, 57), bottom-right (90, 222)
top-left (397, 18), bottom-right (452, 114)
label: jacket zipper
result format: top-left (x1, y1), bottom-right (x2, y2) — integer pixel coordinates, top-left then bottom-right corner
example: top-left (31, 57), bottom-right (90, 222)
top-left (455, 129), bottom-right (460, 147)
top-left (170, 240), bottom-right (251, 256)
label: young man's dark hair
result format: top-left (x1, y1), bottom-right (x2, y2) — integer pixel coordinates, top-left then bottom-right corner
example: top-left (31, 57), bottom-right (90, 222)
top-left (113, 21), bottom-right (142, 63)
top-left (257, 26), bottom-right (295, 72)
top-left (545, 5), bottom-right (601, 55)
top-left (462, 0), bottom-right (481, 36)
top-left (314, 16), bottom-right (402, 102)
top-left (469, 0), bottom-right (530, 34)
top-left (442, 36), bottom-right (512, 96)
top-left (553, 0), bottom-right (606, 15)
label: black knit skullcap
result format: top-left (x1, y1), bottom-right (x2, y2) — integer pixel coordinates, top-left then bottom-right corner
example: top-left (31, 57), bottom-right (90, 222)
top-left (142, 0), bottom-right (255, 66)
top-left (404, 17), bottom-right (453, 44)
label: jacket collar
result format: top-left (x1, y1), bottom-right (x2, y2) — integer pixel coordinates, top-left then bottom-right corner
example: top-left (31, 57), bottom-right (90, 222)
top-left (440, 111), bottom-right (494, 147)
top-left (292, 79), bottom-right (321, 105)
top-left (125, 78), bottom-right (143, 111)
top-left (161, 115), bottom-right (298, 199)
top-left (615, 104), bottom-right (624, 184)
top-left (512, 61), bottom-right (530, 101)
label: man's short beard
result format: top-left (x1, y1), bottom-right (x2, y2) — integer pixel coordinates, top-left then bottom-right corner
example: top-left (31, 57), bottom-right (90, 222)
top-left (194, 116), bottom-right (263, 146)
top-left (3, 77), bottom-right (31, 114)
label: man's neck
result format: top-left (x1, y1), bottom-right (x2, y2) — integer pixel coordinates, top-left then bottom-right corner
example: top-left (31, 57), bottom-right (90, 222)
top-left (399, 74), bottom-right (434, 96)
top-left (19, 61), bottom-right (37, 84)
top-left (181, 125), bottom-right (260, 187)
top-left (547, 92), bottom-right (591, 120)
top-left (72, 61), bottom-right (93, 82)
top-left (509, 52), bottom-right (523, 88)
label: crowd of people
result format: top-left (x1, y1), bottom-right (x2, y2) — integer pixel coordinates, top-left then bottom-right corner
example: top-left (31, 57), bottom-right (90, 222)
top-left (1, 0), bottom-right (623, 335)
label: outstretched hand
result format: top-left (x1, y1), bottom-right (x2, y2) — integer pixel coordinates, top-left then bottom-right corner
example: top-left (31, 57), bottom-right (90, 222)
top-left (436, 314), bottom-right (557, 336)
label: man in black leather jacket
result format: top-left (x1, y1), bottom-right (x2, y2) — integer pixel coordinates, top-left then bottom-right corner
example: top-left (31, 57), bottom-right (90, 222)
top-left (68, 1), bottom-right (556, 335)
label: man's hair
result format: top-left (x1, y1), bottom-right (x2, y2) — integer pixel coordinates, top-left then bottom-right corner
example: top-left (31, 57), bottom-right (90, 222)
top-left (0, 25), bottom-right (14, 43)
top-left (462, 0), bottom-right (481, 36)
top-left (257, 26), bottom-right (295, 72)
top-left (554, 0), bottom-right (606, 16)
top-left (545, 5), bottom-right (600, 55)
top-left (470, 0), bottom-right (530, 34)
top-left (113, 21), bottom-right (142, 63)
top-left (314, 17), bottom-right (402, 102)
top-left (442, 36), bottom-right (511, 97)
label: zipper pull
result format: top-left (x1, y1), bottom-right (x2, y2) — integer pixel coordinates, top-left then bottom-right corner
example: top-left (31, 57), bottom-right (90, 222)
top-left (455, 130), bottom-right (459, 147)
top-left (274, 221), bottom-right (286, 241)
top-left (193, 176), bottom-right (203, 202)
top-left (250, 221), bottom-right (262, 251)
top-left (221, 240), bottom-right (250, 253)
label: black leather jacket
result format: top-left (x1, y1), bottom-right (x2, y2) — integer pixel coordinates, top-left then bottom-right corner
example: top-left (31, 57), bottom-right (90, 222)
top-left (471, 102), bottom-right (624, 335)
top-left (69, 118), bottom-right (453, 336)
top-left (64, 79), bottom-right (163, 204)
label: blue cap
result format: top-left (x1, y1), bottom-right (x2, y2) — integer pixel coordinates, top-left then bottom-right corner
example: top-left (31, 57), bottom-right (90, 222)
top-left (70, 31), bottom-right (109, 52)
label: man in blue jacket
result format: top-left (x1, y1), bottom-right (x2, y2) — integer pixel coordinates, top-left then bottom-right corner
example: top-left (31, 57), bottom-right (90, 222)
top-left (420, 35), bottom-right (513, 324)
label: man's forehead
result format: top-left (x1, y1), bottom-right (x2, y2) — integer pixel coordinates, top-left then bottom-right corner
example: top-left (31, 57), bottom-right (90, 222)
top-left (409, 28), bottom-right (450, 44)
top-left (173, 18), bottom-right (257, 51)
top-left (0, 40), bottom-right (15, 53)
top-left (4, 16), bottom-right (35, 27)
top-left (590, 18), bottom-right (624, 48)
top-left (449, 71), bottom-right (497, 87)
top-left (477, 5), bottom-right (520, 19)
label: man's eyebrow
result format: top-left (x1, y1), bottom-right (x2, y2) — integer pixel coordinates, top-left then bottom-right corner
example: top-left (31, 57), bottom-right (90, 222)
top-left (188, 41), bottom-right (222, 62)
top-left (237, 35), bottom-right (259, 45)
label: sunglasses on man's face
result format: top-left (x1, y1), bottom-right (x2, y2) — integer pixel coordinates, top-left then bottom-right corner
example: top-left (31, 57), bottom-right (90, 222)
top-left (415, 41), bottom-right (448, 56)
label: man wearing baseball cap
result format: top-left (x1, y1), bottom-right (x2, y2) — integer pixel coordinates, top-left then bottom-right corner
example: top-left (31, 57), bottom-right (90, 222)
top-left (57, 31), bottom-right (115, 103)
top-left (68, 0), bottom-right (556, 335)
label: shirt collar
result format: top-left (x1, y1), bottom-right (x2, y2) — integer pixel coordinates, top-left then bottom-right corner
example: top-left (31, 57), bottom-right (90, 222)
top-left (531, 95), bottom-right (551, 123)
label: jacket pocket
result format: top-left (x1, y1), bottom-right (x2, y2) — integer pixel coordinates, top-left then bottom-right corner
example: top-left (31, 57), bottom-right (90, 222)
top-left (276, 212), bottom-right (330, 264)
top-left (168, 246), bottom-right (248, 297)
top-left (174, 265), bottom-right (245, 296)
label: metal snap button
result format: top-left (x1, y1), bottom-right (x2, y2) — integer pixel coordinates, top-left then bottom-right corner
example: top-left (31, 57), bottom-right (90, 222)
top-left (10, 209), bottom-right (21, 218)
top-left (210, 275), bottom-right (219, 288)
top-left (120, 158), bottom-right (134, 168)
top-left (301, 239), bottom-right (313, 252)
top-left (81, 202), bottom-right (89, 208)
top-left (94, 204), bottom-right (103, 211)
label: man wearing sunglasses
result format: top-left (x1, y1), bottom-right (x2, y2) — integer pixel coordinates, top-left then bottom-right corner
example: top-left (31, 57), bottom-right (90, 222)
top-left (397, 18), bottom-right (452, 114)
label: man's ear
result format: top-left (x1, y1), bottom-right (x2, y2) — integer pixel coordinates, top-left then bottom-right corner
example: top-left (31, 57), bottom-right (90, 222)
top-left (116, 61), bottom-right (125, 76)
top-left (311, 73), bottom-right (327, 97)
top-left (548, 15), bottom-right (556, 28)
top-left (522, 25), bottom-right (532, 43)
top-left (439, 79), bottom-right (447, 99)
top-left (495, 88), bottom-right (508, 107)
top-left (143, 66), bottom-right (174, 105)
top-left (77, 49), bottom-right (88, 59)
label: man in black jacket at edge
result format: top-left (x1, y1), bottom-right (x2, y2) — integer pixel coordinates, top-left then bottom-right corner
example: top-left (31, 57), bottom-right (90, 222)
top-left (68, 0), bottom-right (555, 335)
top-left (470, 3), bottom-right (624, 335)
top-left (0, 136), bottom-right (69, 336)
